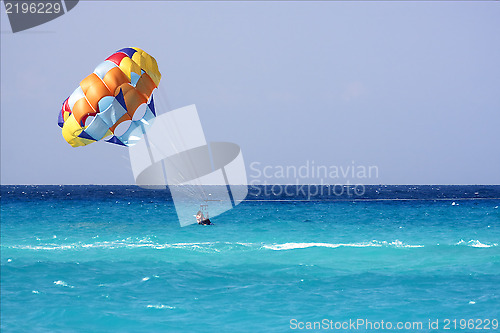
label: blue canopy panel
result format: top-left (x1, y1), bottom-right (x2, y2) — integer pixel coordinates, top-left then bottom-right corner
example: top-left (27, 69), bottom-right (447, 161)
top-left (116, 47), bottom-right (137, 58)
top-left (106, 136), bottom-right (126, 146)
top-left (58, 111), bottom-right (65, 128)
top-left (84, 114), bottom-right (110, 141)
top-left (130, 72), bottom-right (141, 87)
top-left (93, 61), bottom-right (118, 80)
top-left (110, 96), bottom-right (157, 146)
top-left (97, 93), bottom-right (128, 128)
top-left (77, 130), bottom-right (97, 142)
top-left (148, 95), bottom-right (156, 116)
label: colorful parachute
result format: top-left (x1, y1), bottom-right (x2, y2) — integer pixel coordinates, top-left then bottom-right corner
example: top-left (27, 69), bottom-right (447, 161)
top-left (58, 47), bottom-right (161, 147)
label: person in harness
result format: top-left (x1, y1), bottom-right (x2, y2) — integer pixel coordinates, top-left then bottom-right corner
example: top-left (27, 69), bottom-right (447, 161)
top-left (195, 211), bottom-right (212, 225)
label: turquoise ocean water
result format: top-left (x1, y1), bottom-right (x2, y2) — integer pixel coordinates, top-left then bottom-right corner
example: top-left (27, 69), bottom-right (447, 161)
top-left (1, 185), bottom-right (499, 332)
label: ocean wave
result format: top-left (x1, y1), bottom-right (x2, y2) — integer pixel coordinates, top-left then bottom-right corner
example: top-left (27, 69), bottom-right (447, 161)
top-left (6, 240), bottom-right (228, 252)
top-left (6, 239), bottom-right (499, 253)
top-left (6, 239), bottom-right (422, 251)
top-left (456, 240), bottom-right (498, 248)
top-left (262, 240), bottom-right (424, 251)
top-left (146, 304), bottom-right (175, 310)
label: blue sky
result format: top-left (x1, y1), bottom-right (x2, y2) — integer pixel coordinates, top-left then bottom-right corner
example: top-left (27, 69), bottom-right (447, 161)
top-left (1, 1), bottom-right (499, 184)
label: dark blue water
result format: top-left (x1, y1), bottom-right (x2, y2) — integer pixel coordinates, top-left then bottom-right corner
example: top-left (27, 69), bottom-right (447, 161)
top-left (1, 186), bottom-right (499, 332)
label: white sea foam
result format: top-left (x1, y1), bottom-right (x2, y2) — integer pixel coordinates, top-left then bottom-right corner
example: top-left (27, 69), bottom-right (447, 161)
top-left (385, 240), bottom-right (424, 248)
top-left (456, 240), bottom-right (498, 248)
top-left (9, 240), bottom-right (215, 251)
top-left (8, 239), bottom-right (423, 252)
top-left (262, 240), bottom-right (423, 251)
top-left (146, 304), bottom-right (175, 309)
top-left (263, 242), bottom-right (342, 250)
top-left (11, 238), bottom-right (498, 252)
top-left (235, 242), bottom-right (254, 247)
top-left (53, 280), bottom-right (74, 288)
top-left (12, 244), bottom-right (76, 250)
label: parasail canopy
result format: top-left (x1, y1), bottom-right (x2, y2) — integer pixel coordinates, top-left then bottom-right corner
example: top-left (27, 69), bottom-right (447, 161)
top-left (58, 47), bottom-right (161, 147)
